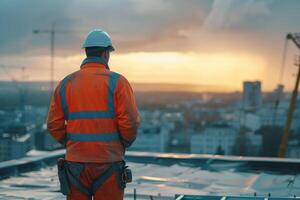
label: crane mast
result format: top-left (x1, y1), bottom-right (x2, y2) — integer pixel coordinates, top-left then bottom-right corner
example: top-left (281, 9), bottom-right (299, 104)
top-left (278, 33), bottom-right (300, 158)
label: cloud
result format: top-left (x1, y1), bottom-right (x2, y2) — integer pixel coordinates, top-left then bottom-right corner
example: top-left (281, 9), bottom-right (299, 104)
top-left (0, 0), bottom-right (210, 55)
top-left (65, 0), bottom-right (209, 53)
top-left (203, 0), bottom-right (272, 31)
top-left (0, 0), bottom-right (73, 55)
top-left (0, 0), bottom-right (283, 56)
top-left (128, 0), bottom-right (172, 14)
top-left (1, 0), bottom-right (300, 57)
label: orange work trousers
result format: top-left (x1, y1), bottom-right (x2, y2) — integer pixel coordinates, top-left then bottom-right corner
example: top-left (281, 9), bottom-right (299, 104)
top-left (66, 162), bottom-right (124, 200)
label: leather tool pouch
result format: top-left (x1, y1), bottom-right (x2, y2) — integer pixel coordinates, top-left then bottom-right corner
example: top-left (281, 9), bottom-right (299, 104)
top-left (118, 161), bottom-right (133, 189)
top-left (122, 167), bottom-right (132, 183)
top-left (57, 158), bottom-right (71, 195)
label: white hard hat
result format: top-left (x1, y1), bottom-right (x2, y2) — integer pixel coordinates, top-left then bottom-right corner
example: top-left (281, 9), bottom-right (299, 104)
top-left (82, 29), bottom-right (114, 51)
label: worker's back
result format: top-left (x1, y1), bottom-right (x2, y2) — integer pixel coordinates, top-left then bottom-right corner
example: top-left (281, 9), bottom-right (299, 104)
top-left (48, 57), bottom-right (140, 163)
top-left (63, 59), bottom-right (124, 163)
top-left (47, 30), bottom-right (140, 200)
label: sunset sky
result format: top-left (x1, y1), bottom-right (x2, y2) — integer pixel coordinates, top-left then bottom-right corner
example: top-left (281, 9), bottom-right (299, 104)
top-left (1, 0), bottom-right (300, 91)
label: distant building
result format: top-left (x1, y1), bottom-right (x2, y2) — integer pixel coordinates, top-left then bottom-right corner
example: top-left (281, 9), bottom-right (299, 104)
top-left (129, 123), bottom-right (173, 152)
top-left (274, 84), bottom-right (284, 100)
top-left (129, 110), bottom-right (180, 152)
top-left (258, 105), bottom-right (287, 127)
top-left (245, 132), bottom-right (262, 156)
top-left (35, 124), bottom-right (62, 150)
top-left (243, 81), bottom-right (262, 111)
top-left (243, 113), bottom-right (261, 131)
top-left (162, 112), bottom-right (184, 123)
top-left (287, 140), bottom-right (300, 158)
top-left (191, 123), bottom-right (238, 155)
top-left (254, 101), bottom-right (300, 131)
top-left (288, 147), bottom-right (300, 158)
top-left (168, 127), bottom-right (193, 153)
top-left (0, 133), bottom-right (31, 161)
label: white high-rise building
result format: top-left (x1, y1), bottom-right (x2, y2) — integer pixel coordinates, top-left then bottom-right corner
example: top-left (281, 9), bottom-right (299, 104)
top-left (191, 123), bottom-right (238, 155)
top-left (243, 81), bottom-right (262, 111)
top-left (129, 123), bottom-right (172, 152)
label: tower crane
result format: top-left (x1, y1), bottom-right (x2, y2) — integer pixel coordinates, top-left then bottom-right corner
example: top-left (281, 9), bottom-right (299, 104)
top-left (278, 33), bottom-right (300, 158)
top-left (33, 24), bottom-right (87, 95)
top-left (33, 23), bottom-right (56, 94)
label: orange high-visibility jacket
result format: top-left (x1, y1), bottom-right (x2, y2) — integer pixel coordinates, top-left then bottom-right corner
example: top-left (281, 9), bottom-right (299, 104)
top-left (47, 57), bottom-right (140, 163)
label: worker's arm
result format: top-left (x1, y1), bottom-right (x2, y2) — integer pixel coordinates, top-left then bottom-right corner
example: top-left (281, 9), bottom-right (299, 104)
top-left (47, 82), bottom-right (67, 146)
top-left (115, 76), bottom-right (140, 148)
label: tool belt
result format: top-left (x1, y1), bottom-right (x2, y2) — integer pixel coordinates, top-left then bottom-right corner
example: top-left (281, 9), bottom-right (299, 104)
top-left (57, 158), bottom-right (132, 196)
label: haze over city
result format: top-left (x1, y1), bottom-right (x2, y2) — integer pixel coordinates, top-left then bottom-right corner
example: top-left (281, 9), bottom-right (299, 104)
top-left (1, 0), bottom-right (300, 91)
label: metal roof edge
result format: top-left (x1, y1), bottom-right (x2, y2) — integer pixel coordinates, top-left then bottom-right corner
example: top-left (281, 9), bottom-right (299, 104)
top-left (1, 150), bottom-right (300, 180)
top-left (126, 151), bottom-right (300, 163)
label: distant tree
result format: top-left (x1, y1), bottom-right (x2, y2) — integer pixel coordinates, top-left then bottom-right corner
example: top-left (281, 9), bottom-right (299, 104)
top-left (257, 126), bottom-right (283, 157)
top-left (216, 145), bottom-right (225, 155)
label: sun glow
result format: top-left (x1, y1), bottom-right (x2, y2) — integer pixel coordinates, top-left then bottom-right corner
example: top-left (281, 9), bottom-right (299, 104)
top-left (2, 51), bottom-right (267, 91)
top-left (111, 51), bottom-right (267, 90)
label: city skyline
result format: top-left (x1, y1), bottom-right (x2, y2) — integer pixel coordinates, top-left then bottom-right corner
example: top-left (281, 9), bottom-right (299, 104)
top-left (1, 0), bottom-right (300, 91)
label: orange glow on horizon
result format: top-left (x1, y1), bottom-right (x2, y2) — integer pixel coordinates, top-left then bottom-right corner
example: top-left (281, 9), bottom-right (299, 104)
top-left (0, 51), bottom-right (268, 91)
top-left (111, 52), bottom-right (267, 90)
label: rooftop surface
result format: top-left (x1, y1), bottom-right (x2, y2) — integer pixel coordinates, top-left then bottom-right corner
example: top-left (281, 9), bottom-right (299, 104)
top-left (0, 151), bottom-right (300, 199)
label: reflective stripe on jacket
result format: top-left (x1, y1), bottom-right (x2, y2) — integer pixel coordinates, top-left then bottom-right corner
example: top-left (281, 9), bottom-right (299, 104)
top-left (47, 57), bottom-right (140, 163)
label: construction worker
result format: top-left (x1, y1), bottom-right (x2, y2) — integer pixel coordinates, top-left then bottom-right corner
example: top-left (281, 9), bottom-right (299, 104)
top-left (47, 29), bottom-right (140, 200)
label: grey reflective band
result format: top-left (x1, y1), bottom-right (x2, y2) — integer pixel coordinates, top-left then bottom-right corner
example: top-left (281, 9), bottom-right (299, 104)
top-left (107, 72), bottom-right (120, 117)
top-left (68, 111), bottom-right (114, 120)
top-left (67, 132), bottom-right (120, 142)
top-left (59, 75), bottom-right (71, 119)
top-left (59, 60), bottom-right (120, 120)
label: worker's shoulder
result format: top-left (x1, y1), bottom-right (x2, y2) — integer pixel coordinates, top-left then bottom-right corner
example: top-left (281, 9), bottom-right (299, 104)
top-left (110, 70), bottom-right (128, 83)
top-left (110, 71), bottom-right (132, 91)
top-left (62, 71), bottom-right (80, 81)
